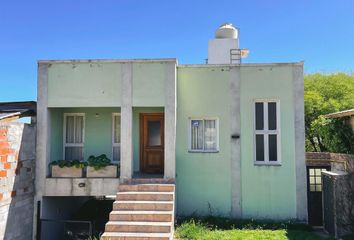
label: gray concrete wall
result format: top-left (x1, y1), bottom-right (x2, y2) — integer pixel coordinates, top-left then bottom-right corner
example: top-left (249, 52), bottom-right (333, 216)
top-left (0, 122), bottom-right (36, 240)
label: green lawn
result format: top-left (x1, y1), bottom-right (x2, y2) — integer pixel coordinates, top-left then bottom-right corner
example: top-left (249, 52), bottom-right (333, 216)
top-left (175, 218), bottom-right (335, 240)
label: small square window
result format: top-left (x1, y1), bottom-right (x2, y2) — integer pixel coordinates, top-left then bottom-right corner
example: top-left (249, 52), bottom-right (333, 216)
top-left (189, 118), bottom-right (218, 152)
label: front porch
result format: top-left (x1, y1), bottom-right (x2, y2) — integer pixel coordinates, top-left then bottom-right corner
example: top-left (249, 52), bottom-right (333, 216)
top-left (44, 106), bottom-right (176, 196)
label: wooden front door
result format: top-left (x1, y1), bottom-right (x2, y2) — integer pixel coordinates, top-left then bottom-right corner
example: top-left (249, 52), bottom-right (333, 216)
top-left (140, 113), bottom-right (164, 174)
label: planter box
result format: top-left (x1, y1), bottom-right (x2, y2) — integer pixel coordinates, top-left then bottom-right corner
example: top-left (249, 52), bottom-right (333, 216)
top-left (86, 165), bottom-right (118, 178)
top-left (51, 166), bottom-right (83, 178)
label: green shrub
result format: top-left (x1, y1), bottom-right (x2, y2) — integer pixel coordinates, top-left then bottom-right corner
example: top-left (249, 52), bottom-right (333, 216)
top-left (87, 154), bottom-right (112, 170)
top-left (49, 160), bottom-right (87, 168)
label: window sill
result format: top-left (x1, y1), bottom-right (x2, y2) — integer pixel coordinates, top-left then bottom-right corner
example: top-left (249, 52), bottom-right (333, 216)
top-left (188, 150), bottom-right (219, 153)
top-left (254, 161), bottom-right (282, 166)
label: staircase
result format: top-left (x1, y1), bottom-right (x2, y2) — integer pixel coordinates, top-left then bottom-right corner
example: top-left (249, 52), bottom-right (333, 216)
top-left (101, 180), bottom-right (175, 240)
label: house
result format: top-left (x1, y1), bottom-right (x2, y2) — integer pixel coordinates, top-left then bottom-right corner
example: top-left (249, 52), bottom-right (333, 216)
top-left (325, 108), bottom-right (354, 132)
top-left (34, 23), bottom-right (307, 239)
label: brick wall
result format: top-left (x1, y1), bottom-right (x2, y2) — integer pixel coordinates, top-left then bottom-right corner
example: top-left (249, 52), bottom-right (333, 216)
top-left (306, 152), bottom-right (354, 172)
top-left (0, 122), bottom-right (36, 240)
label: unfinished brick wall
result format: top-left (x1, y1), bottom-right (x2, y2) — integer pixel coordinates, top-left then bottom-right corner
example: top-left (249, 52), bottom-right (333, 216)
top-left (0, 122), bottom-right (36, 240)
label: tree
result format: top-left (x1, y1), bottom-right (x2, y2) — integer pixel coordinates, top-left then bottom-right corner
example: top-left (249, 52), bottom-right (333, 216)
top-left (304, 73), bottom-right (354, 153)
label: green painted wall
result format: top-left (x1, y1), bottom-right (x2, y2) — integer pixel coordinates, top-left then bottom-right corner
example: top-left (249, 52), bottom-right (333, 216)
top-left (132, 107), bottom-right (164, 172)
top-left (176, 65), bottom-right (297, 219)
top-left (47, 62), bottom-right (167, 108)
top-left (239, 66), bottom-right (296, 219)
top-left (49, 108), bottom-right (120, 166)
top-left (132, 63), bottom-right (166, 106)
top-left (48, 63), bottom-right (122, 107)
top-left (176, 67), bottom-right (232, 216)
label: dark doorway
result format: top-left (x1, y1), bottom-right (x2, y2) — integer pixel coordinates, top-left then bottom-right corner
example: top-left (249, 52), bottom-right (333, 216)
top-left (307, 166), bottom-right (330, 226)
top-left (140, 113), bottom-right (164, 174)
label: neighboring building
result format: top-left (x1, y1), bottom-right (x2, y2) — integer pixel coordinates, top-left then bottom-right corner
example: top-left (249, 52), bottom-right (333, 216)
top-left (34, 23), bottom-right (307, 239)
top-left (325, 108), bottom-right (354, 132)
top-left (0, 102), bottom-right (36, 240)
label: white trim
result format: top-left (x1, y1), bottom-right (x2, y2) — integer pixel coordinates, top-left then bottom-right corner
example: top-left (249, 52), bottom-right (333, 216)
top-left (63, 113), bottom-right (85, 160)
top-left (253, 99), bottom-right (281, 165)
top-left (112, 113), bottom-right (121, 164)
top-left (188, 117), bottom-right (219, 153)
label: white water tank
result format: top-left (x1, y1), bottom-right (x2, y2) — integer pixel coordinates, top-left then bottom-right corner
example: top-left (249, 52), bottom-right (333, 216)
top-left (215, 23), bottom-right (239, 39)
top-left (208, 23), bottom-right (240, 64)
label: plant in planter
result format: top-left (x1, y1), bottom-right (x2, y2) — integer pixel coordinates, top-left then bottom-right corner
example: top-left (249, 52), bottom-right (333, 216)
top-left (86, 154), bottom-right (118, 178)
top-left (50, 160), bottom-right (87, 178)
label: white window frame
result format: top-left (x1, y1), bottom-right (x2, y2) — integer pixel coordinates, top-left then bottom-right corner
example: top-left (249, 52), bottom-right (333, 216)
top-left (253, 99), bottom-right (281, 165)
top-left (112, 113), bottom-right (121, 164)
top-left (188, 117), bottom-right (219, 153)
top-left (63, 113), bottom-right (85, 160)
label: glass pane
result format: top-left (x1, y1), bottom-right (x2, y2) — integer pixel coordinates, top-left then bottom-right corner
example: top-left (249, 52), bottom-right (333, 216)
top-left (309, 168), bottom-right (315, 175)
top-left (317, 185), bottom-right (322, 192)
top-left (255, 103), bottom-right (264, 130)
top-left (268, 102), bottom-right (277, 130)
top-left (309, 176), bottom-right (315, 184)
top-left (310, 185), bottom-right (316, 192)
top-left (66, 116), bottom-right (75, 143)
top-left (316, 176), bottom-right (321, 184)
top-left (315, 169), bottom-right (321, 176)
top-left (113, 146), bottom-right (120, 162)
top-left (269, 134), bottom-right (277, 161)
top-left (204, 120), bottom-right (217, 150)
top-left (75, 116), bottom-right (84, 143)
top-left (114, 115), bottom-right (121, 144)
top-left (148, 120), bottom-right (161, 146)
top-left (256, 134), bottom-right (264, 161)
top-left (65, 147), bottom-right (83, 161)
top-left (191, 120), bottom-right (203, 150)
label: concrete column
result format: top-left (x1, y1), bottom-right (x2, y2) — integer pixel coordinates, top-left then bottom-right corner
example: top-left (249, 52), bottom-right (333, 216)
top-left (33, 63), bottom-right (50, 239)
top-left (293, 63), bottom-right (308, 222)
top-left (164, 62), bottom-right (177, 180)
top-left (230, 66), bottom-right (242, 218)
top-left (120, 63), bottom-right (133, 181)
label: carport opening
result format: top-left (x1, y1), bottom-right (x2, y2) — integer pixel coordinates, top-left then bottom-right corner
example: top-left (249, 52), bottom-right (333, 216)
top-left (40, 196), bottom-right (114, 240)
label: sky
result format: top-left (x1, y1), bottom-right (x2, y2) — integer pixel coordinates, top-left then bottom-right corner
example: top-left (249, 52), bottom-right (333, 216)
top-left (1, 0), bottom-right (354, 102)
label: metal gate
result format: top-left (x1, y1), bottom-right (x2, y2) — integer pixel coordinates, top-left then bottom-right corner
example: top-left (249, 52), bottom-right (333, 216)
top-left (307, 166), bottom-right (330, 226)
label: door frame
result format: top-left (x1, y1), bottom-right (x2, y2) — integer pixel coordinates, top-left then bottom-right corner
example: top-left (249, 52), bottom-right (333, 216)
top-left (139, 113), bottom-right (165, 174)
top-left (307, 165), bottom-right (331, 226)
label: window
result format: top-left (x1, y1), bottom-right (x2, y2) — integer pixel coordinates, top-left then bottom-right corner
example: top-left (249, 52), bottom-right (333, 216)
top-left (112, 113), bottom-right (121, 163)
top-left (189, 118), bottom-right (219, 152)
top-left (63, 113), bottom-right (85, 161)
top-left (308, 168), bottom-right (326, 192)
top-left (254, 100), bottom-right (280, 164)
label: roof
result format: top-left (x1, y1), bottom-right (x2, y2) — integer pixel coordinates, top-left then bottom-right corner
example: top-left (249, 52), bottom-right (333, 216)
top-left (0, 101), bottom-right (36, 121)
top-left (325, 109), bottom-right (354, 118)
top-left (38, 58), bottom-right (177, 64)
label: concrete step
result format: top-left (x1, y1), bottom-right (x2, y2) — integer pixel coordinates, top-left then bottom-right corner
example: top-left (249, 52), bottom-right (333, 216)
top-left (105, 221), bottom-right (172, 233)
top-left (113, 201), bottom-right (173, 211)
top-left (117, 192), bottom-right (174, 201)
top-left (100, 232), bottom-right (171, 240)
top-left (109, 211), bottom-right (173, 222)
top-left (119, 184), bottom-right (175, 193)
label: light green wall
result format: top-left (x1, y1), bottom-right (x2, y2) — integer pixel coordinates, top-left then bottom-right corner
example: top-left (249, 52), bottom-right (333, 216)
top-left (48, 63), bottom-right (122, 107)
top-left (47, 62), bottom-right (167, 107)
top-left (176, 65), bottom-right (297, 219)
top-left (132, 63), bottom-right (166, 106)
top-left (240, 66), bottom-right (296, 219)
top-left (49, 108), bottom-right (120, 165)
top-left (132, 107), bottom-right (164, 172)
top-left (176, 67), bottom-right (232, 216)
